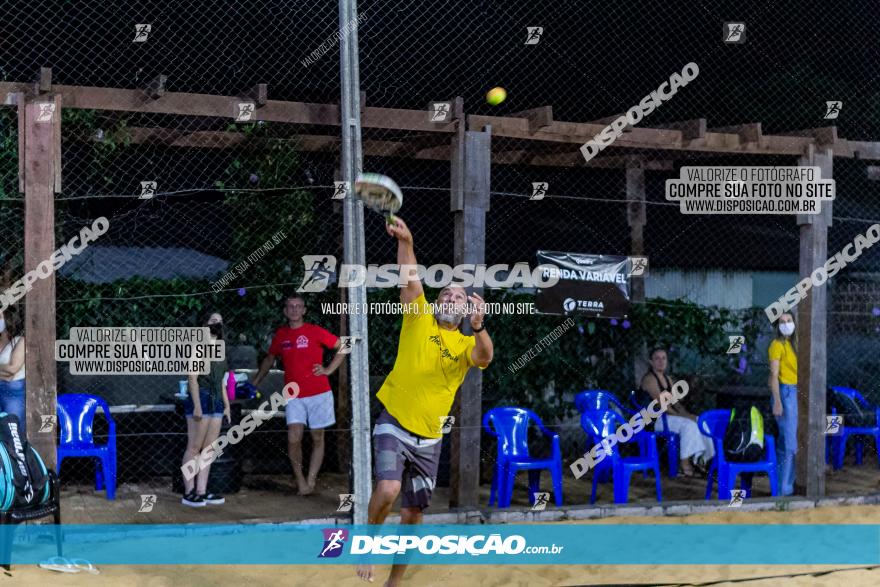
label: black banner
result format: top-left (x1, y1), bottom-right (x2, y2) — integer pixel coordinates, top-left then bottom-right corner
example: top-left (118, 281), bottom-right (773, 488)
top-left (535, 251), bottom-right (633, 318)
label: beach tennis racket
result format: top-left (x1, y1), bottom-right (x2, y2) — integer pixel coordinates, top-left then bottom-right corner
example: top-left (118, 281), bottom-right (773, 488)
top-left (354, 173), bottom-right (403, 224)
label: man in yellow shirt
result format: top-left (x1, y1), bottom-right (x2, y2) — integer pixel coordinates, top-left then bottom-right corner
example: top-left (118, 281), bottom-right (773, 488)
top-left (357, 217), bottom-right (493, 586)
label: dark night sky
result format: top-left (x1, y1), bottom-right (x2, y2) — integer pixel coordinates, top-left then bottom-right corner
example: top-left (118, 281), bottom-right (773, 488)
top-left (2, 1), bottom-right (879, 271)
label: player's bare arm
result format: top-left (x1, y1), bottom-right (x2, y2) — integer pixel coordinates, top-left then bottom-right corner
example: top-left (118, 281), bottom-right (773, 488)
top-left (386, 216), bottom-right (423, 304)
top-left (468, 292), bottom-right (493, 368)
top-left (253, 352), bottom-right (276, 387)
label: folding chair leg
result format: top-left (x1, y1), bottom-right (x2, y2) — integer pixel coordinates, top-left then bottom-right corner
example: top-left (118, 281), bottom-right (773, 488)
top-left (856, 440), bottom-right (864, 465)
top-left (654, 465), bottom-right (662, 502)
top-left (726, 470), bottom-right (738, 501)
top-left (528, 470), bottom-right (541, 505)
top-left (104, 457), bottom-right (116, 501)
top-left (502, 466), bottom-right (517, 508)
top-left (95, 458), bottom-right (104, 491)
top-left (875, 434), bottom-right (880, 467)
top-left (613, 468), bottom-right (630, 504)
top-left (768, 467), bottom-right (779, 496)
top-left (834, 435), bottom-right (846, 470)
top-left (742, 473), bottom-right (753, 498)
top-left (717, 466), bottom-right (729, 501)
top-left (668, 437), bottom-right (679, 478)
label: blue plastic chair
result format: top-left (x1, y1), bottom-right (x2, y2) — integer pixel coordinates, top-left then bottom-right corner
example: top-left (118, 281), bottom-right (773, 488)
top-left (575, 390), bottom-right (633, 417)
top-left (576, 390), bottom-right (642, 484)
top-left (629, 390), bottom-right (679, 478)
top-left (698, 409), bottom-right (777, 500)
top-left (828, 387), bottom-right (880, 470)
top-left (579, 409), bottom-right (662, 504)
top-left (483, 407), bottom-right (563, 509)
top-left (57, 394), bottom-right (117, 500)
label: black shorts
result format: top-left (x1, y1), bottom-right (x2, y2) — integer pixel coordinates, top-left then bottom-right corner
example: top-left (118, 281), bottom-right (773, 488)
top-left (372, 410), bottom-right (443, 511)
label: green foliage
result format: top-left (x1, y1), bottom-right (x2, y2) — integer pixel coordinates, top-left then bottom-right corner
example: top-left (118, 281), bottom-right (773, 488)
top-left (363, 288), bottom-right (763, 423)
top-left (52, 112), bottom-right (324, 356)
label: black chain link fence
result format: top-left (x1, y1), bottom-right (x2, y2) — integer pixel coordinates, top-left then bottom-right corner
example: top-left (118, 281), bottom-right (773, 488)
top-left (0, 0), bottom-right (878, 519)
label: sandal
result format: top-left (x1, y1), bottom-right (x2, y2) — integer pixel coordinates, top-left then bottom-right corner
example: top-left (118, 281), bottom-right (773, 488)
top-left (39, 557), bottom-right (80, 574)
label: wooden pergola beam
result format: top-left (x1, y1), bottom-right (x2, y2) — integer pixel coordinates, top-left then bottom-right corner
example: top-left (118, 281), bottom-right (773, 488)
top-left (588, 112), bottom-right (633, 133)
top-left (650, 118), bottom-right (707, 141)
top-left (241, 83), bottom-right (268, 108)
top-left (509, 106), bottom-right (553, 133)
top-left (116, 127), bottom-right (680, 169)
top-left (708, 122), bottom-right (763, 144)
top-left (4, 82), bottom-right (878, 159)
top-left (142, 75), bottom-right (167, 100)
top-left (781, 127), bottom-right (839, 146)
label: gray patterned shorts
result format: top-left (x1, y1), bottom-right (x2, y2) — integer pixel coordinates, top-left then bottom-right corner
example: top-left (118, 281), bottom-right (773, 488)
top-left (373, 409), bottom-right (443, 510)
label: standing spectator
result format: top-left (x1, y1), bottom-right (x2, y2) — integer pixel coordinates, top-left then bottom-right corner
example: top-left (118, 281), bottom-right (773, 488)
top-left (768, 312), bottom-right (797, 496)
top-left (181, 311), bottom-right (231, 507)
top-left (253, 295), bottom-right (346, 495)
top-left (0, 305), bottom-right (25, 435)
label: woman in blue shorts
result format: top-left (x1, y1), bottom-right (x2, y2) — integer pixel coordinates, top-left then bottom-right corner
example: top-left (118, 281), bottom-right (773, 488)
top-left (181, 312), bottom-right (231, 507)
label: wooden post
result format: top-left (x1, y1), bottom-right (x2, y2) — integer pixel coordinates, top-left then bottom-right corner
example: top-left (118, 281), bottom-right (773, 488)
top-left (21, 96), bottom-right (60, 468)
top-left (448, 122), bottom-right (491, 509)
top-left (795, 145), bottom-right (832, 498)
top-left (626, 156), bottom-right (648, 387)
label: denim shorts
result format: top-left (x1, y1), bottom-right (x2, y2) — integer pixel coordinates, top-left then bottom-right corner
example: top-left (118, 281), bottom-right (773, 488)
top-left (183, 389), bottom-right (224, 418)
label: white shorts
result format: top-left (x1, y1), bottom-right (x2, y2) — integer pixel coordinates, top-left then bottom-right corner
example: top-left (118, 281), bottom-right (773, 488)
top-left (285, 391), bottom-right (335, 429)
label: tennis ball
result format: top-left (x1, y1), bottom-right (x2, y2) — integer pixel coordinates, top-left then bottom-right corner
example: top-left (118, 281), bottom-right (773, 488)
top-left (486, 87), bottom-right (507, 106)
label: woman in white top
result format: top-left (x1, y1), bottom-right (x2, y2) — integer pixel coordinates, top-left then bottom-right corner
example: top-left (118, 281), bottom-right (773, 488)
top-left (0, 305), bottom-right (26, 435)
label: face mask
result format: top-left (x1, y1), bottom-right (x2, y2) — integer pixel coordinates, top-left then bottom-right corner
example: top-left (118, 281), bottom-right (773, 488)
top-left (779, 322), bottom-right (795, 336)
top-left (208, 322), bottom-right (224, 339)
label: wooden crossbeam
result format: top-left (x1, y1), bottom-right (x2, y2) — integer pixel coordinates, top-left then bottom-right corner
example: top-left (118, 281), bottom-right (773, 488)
top-left (509, 106), bottom-right (553, 133)
top-left (3, 82), bottom-right (878, 159)
top-left (143, 75), bottom-right (167, 100)
top-left (709, 122), bottom-right (763, 143)
top-left (427, 96), bottom-right (463, 124)
top-left (101, 127), bottom-right (675, 169)
top-left (650, 118), bottom-right (707, 141)
top-left (241, 83), bottom-right (268, 108)
top-left (781, 126), bottom-right (838, 146)
top-left (587, 112), bottom-right (633, 133)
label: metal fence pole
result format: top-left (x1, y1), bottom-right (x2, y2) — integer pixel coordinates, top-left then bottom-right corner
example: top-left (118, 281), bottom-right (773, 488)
top-left (339, 0), bottom-right (371, 524)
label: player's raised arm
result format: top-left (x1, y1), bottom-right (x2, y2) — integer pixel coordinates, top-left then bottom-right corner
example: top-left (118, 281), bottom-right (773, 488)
top-left (386, 216), bottom-right (423, 304)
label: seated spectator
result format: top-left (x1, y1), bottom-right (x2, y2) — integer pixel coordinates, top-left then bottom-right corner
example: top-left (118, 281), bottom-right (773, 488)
top-left (639, 347), bottom-right (714, 477)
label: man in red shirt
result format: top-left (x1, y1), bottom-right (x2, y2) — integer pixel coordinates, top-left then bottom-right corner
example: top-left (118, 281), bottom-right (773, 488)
top-left (254, 294), bottom-right (346, 495)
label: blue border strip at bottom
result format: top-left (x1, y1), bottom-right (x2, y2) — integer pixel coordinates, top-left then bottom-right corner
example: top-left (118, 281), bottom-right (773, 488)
top-left (3, 524), bottom-right (879, 565)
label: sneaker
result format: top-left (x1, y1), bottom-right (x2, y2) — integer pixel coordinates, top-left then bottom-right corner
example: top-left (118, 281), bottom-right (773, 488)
top-left (202, 493), bottom-right (225, 505)
top-left (182, 492), bottom-right (206, 507)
